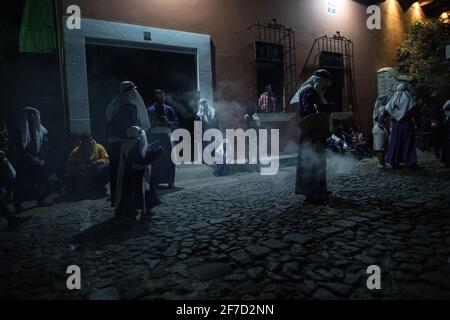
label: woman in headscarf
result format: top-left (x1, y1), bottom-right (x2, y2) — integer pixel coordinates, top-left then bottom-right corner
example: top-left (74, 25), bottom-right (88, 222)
top-left (291, 69), bottom-right (333, 205)
top-left (105, 81), bottom-right (151, 207)
top-left (114, 126), bottom-right (163, 221)
top-left (13, 107), bottom-right (52, 213)
top-left (372, 95), bottom-right (389, 168)
top-left (195, 98), bottom-right (222, 158)
top-left (380, 84), bottom-right (420, 170)
top-left (196, 98), bottom-right (220, 131)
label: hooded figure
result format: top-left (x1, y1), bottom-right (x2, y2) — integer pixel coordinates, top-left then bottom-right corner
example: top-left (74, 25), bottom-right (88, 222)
top-left (114, 126), bottom-right (163, 220)
top-left (372, 95), bottom-right (389, 168)
top-left (17, 107), bottom-right (48, 156)
top-left (195, 98), bottom-right (222, 163)
top-left (105, 81), bottom-right (151, 207)
top-left (384, 84), bottom-right (415, 122)
top-left (196, 98), bottom-right (216, 124)
top-left (291, 69), bottom-right (332, 106)
top-left (13, 107), bottom-right (52, 213)
top-left (292, 69), bottom-right (333, 205)
top-left (380, 84), bottom-right (419, 169)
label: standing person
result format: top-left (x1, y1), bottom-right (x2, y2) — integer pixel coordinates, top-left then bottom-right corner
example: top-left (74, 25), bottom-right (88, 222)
top-left (147, 89), bottom-right (180, 188)
top-left (13, 107), bottom-right (53, 214)
top-left (196, 98), bottom-right (220, 132)
top-left (196, 98), bottom-right (222, 163)
top-left (291, 69), bottom-right (333, 205)
top-left (114, 126), bottom-right (163, 220)
top-left (1, 151), bottom-right (31, 229)
top-left (372, 96), bottom-right (389, 168)
top-left (66, 133), bottom-right (110, 199)
top-left (380, 84), bottom-right (420, 170)
top-left (244, 101), bottom-right (261, 172)
top-left (0, 123), bottom-right (14, 202)
top-left (431, 103), bottom-right (445, 160)
top-left (441, 100), bottom-right (450, 168)
top-left (258, 85), bottom-right (277, 113)
top-left (1, 123), bottom-right (31, 229)
top-left (105, 81), bottom-right (150, 208)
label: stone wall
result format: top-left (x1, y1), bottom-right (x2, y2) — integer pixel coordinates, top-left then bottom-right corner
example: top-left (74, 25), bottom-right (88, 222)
top-left (376, 67), bottom-right (412, 99)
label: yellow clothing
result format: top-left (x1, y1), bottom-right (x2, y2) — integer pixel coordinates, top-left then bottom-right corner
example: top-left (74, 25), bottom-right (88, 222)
top-left (67, 142), bottom-right (109, 173)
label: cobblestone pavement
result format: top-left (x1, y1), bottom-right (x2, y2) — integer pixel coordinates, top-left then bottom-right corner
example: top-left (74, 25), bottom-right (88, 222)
top-left (1, 152), bottom-right (450, 300)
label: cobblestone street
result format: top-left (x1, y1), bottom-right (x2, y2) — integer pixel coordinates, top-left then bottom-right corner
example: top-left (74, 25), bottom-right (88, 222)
top-left (1, 152), bottom-right (450, 300)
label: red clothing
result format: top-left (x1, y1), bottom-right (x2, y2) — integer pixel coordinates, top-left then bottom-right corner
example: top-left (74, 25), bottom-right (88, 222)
top-left (258, 92), bottom-right (277, 112)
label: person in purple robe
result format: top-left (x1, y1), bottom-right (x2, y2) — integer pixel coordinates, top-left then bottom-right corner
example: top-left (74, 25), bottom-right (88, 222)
top-left (290, 69), bottom-right (333, 205)
top-left (380, 84), bottom-right (420, 170)
top-left (441, 100), bottom-right (450, 168)
top-left (147, 89), bottom-right (180, 188)
top-left (105, 81), bottom-right (151, 208)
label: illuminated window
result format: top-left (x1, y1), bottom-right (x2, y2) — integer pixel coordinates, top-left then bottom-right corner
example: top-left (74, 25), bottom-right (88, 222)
top-left (328, 1), bottom-right (337, 15)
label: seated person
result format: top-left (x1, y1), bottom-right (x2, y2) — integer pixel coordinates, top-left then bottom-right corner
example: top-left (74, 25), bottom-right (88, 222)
top-left (65, 133), bottom-right (110, 198)
top-left (327, 126), bottom-right (350, 154)
top-left (1, 150), bottom-right (31, 229)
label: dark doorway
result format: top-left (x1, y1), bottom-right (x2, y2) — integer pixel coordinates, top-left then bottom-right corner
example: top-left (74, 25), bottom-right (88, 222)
top-left (85, 43), bottom-right (197, 145)
top-left (319, 51), bottom-right (344, 112)
top-left (255, 41), bottom-right (284, 112)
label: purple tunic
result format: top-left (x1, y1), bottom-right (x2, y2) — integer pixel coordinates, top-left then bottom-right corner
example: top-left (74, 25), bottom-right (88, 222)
top-left (384, 112), bottom-right (417, 166)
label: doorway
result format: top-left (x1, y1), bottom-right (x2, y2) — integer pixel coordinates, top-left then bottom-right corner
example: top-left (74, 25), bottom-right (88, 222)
top-left (85, 43), bottom-right (197, 145)
top-left (319, 51), bottom-right (344, 112)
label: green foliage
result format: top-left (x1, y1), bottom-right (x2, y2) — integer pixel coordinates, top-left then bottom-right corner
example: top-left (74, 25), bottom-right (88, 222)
top-left (397, 19), bottom-right (450, 107)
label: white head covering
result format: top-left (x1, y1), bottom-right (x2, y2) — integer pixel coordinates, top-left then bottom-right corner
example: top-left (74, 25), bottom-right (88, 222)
top-left (105, 81), bottom-right (150, 131)
top-left (18, 107), bottom-right (48, 154)
top-left (373, 95), bottom-right (388, 122)
top-left (444, 100), bottom-right (450, 119)
top-left (290, 69), bottom-right (332, 105)
top-left (197, 98), bottom-right (216, 123)
top-left (121, 126), bottom-right (148, 159)
top-left (384, 84), bottom-right (416, 121)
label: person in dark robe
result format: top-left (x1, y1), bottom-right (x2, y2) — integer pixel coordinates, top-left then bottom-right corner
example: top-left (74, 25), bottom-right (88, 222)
top-left (291, 69), bottom-right (333, 205)
top-left (1, 151), bottom-right (31, 229)
top-left (114, 126), bottom-right (163, 220)
top-left (147, 89), bottom-right (180, 188)
top-left (105, 81), bottom-right (150, 207)
top-left (13, 107), bottom-right (53, 214)
top-left (430, 104), bottom-right (445, 160)
top-left (380, 84), bottom-right (420, 170)
top-left (441, 100), bottom-right (450, 168)
top-left (1, 124), bottom-right (32, 229)
top-left (244, 101), bottom-right (261, 172)
top-left (65, 133), bottom-right (110, 199)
